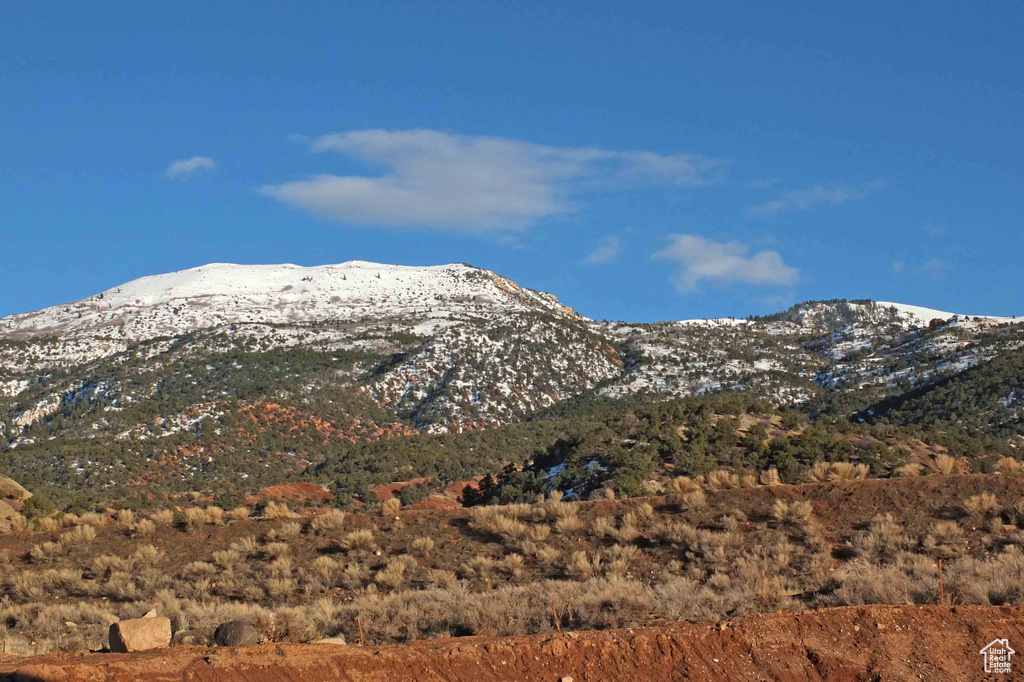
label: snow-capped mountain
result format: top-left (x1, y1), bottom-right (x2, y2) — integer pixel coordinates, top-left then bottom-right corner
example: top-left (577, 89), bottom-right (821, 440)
top-left (2, 261), bottom-right (577, 343)
top-left (1, 261), bottom-right (1022, 484)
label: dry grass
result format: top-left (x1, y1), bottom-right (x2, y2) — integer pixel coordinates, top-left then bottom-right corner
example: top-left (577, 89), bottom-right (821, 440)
top-left (228, 507), bottom-right (250, 521)
top-left (150, 509), bottom-right (175, 524)
top-left (381, 497), bottom-right (402, 516)
top-left (411, 537), bottom-right (435, 556)
top-left (896, 463), bottom-right (923, 477)
top-left (263, 501), bottom-right (299, 520)
top-left (805, 461), bottom-right (869, 483)
top-left (995, 457), bottom-right (1024, 475)
top-left (932, 454), bottom-right (958, 475)
top-left (61, 524), bottom-right (97, 545)
top-left (961, 493), bottom-right (1000, 518)
top-left (309, 508), bottom-right (347, 534)
top-left (339, 529), bottom-right (376, 552)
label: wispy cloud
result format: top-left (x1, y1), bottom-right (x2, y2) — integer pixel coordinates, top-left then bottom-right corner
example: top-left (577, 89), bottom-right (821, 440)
top-left (582, 235), bottom-right (624, 265)
top-left (653, 234), bottom-right (798, 292)
top-left (918, 258), bottom-right (952, 278)
top-left (749, 181), bottom-right (881, 215)
top-left (892, 260), bottom-right (905, 274)
top-left (922, 223), bottom-right (948, 236)
top-left (261, 129), bottom-right (724, 231)
top-left (164, 156), bottom-right (216, 179)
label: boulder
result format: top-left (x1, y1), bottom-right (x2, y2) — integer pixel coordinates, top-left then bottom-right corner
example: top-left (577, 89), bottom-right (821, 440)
top-left (109, 617), bottom-right (171, 653)
top-left (213, 620), bottom-right (260, 647)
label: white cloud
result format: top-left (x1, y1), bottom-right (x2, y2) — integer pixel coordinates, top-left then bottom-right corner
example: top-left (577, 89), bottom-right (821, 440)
top-left (261, 129), bottom-right (723, 230)
top-left (892, 260), bottom-right (905, 274)
top-left (583, 235), bottom-right (623, 265)
top-left (918, 258), bottom-right (952, 277)
top-left (653, 234), bottom-right (798, 291)
top-left (165, 156), bottom-right (216, 179)
top-left (749, 181), bottom-right (881, 215)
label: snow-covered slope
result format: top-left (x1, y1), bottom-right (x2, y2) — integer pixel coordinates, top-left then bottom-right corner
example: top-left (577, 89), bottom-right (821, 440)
top-left (875, 301), bottom-right (1017, 326)
top-left (0, 261), bottom-right (578, 343)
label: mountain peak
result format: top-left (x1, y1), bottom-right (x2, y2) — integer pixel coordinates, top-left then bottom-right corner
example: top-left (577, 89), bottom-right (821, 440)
top-left (0, 260), bottom-right (576, 344)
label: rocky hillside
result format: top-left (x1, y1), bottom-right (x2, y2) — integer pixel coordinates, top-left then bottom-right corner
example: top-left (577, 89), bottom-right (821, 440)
top-left (1, 261), bottom-right (1022, 504)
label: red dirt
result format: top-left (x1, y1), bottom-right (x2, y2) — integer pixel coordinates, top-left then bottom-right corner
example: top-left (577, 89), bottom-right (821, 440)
top-left (243, 483), bottom-right (333, 505)
top-left (4, 605), bottom-right (1023, 681)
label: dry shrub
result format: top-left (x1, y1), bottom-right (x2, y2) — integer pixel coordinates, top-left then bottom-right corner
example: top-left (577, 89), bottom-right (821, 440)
top-left (591, 516), bottom-right (615, 538)
top-left (310, 508), bottom-right (347, 534)
top-left (806, 462), bottom-right (868, 482)
top-left (769, 500), bottom-right (813, 528)
top-left (923, 520), bottom-right (968, 558)
top-left (931, 454), bottom-right (958, 475)
top-left (34, 517), bottom-right (60, 533)
top-left (832, 462), bottom-right (869, 481)
top-left (231, 535), bottom-right (260, 555)
top-left (670, 476), bottom-right (699, 493)
top-left (115, 509), bottom-right (134, 528)
top-left (228, 507), bottom-right (250, 521)
top-left (132, 544), bottom-right (164, 568)
top-left (340, 562), bottom-right (369, 589)
top-left (311, 556), bottom-right (340, 582)
top-left (272, 522), bottom-right (302, 540)
top-left (60, 524), bottom-right (96, 545)
top-left (134, 519), bottom-right (156, 536)
top-left (268, 555), bottom-right (294, 578)
top-left (896, 463), bottom-right (923, 477)
top-left (212, 549), bottom-right (242, 570)
top-left (461, 556), bottom-right (496, 586)
top-left (426, 569), bottom-right (459, 589)
top-left (339, 529), bottom-right (375, 552)
top-left (759, 468), bottom-right (781, 486)
top-left (375, 557), bottom-right (415, 590)
top-left (675, 489), bottom-right (707, 512)
top-left (381, 497), bottom-right (402, 516)
top-left (832, 564), bottom-right (912, 605)
top-left (29, 541), bottom-right (64, 562)
top-left (566, 551), bottom-right (601, 581)
top-left (79, 512), bottom-right (107, 527)
top-left (706, 470), bottom-right (739, 491)
top-left (266, 577), bottom-right (296, 598)
top-left (181, 561), bottom-right (217, 578)
top-left (632, 502), bottom-right (655, 523)
top-left (411, 537), bottom-right (435, 556)
top-left (961, 493), bottom-right (1000, 518)
top-left (205, 507), bottom-right (225, 525)
top-left (554, 514), bottom-right (586, 536)
top-left (265, 541), bottom-right (291, 558)
top-left (184, 507), bottom-right (210, 528)
top-left (264, 501), bottom-right (299, 520)
top-left (804, 462), bottom-right (831, 483)
top-left (150, 509), bottom-right (175, 524)
top-left (546, 489), bottom-right (565, 503)
top-left (854, 513), bottom-right (912, 565)
top-left (995, 457), bottom-right (1024, 475)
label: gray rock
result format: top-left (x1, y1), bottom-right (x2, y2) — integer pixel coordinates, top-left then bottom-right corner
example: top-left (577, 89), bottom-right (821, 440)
top-left (214, 620), bottom-right (260, 647)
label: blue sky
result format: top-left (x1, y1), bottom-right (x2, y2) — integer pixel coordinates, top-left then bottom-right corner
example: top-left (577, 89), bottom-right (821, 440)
top-left (2, 2), bottom-right (1022, 322)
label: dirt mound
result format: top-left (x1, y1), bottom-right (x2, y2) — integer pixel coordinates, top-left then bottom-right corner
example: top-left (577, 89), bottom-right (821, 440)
top-left (4, 605), bottom-right (1022, 681)
top-left (243, 483), bottom-right (333, 505)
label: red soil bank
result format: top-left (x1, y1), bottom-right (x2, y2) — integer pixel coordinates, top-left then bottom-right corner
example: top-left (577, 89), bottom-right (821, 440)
top-left (4, 604), bottom-right (1024, 681)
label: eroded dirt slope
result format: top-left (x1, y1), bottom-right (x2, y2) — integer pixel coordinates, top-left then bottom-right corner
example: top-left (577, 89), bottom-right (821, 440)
top-left (4, 604), bottom-right (1023, 682)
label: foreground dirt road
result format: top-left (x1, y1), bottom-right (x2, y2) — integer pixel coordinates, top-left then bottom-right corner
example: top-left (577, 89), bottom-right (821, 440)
top-left (3, 604), bottom-right (1022, 681)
